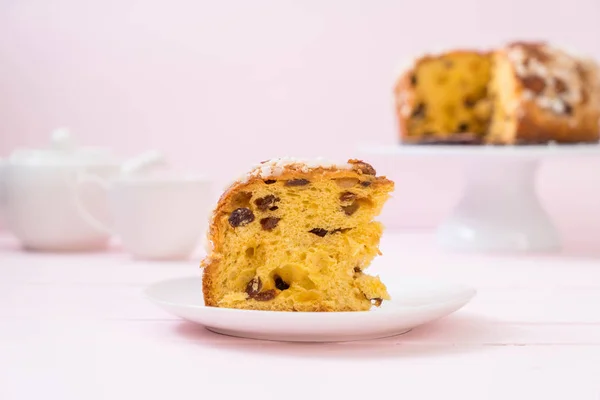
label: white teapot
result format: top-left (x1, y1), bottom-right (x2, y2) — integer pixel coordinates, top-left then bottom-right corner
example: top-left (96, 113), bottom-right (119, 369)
top-left (0, 128), bottom-right (164, 252)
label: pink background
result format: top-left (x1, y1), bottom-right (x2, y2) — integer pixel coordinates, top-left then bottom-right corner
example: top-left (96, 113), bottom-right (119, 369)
top-left (1, 0), bottom-right (600, 234)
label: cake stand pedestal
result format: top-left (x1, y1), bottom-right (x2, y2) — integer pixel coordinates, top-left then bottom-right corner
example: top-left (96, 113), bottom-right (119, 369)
top-left (436, 157), bottom-right (557, 252)
top-left (361, 144), bottom-right (600, 252)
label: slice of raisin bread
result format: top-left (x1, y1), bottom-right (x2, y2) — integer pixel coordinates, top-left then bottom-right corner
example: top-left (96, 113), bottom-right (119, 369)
top-left (201, 158), bottom-right (395, 312)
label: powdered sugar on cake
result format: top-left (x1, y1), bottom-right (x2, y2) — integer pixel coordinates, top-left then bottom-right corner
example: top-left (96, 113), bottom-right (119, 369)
top-left (239, 157), bottom-right (353, 183)
top-left (507, 43), bottom-right (584, 115)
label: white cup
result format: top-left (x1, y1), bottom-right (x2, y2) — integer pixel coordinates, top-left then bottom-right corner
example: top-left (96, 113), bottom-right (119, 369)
top-left (76, 174), bottom-right (212, 260)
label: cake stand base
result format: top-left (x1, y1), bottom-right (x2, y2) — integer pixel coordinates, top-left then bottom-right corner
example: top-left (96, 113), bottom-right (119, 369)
top-left (436, 158), bottom-right (559, 252)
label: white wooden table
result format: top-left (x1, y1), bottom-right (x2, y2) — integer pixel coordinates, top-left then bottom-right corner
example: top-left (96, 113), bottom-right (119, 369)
top-left (2, 230), bottom-right (600, 399)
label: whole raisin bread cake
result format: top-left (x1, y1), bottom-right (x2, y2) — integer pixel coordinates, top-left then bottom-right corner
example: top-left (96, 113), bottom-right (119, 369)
top-left (201, 158), bottom-right (395, 312)
top-left (393, 41), bottom-right (600, 145)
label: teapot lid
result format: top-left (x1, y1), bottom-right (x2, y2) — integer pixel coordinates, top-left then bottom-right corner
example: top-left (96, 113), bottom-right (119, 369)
top-left (9, 128), bottom-right (119, 166)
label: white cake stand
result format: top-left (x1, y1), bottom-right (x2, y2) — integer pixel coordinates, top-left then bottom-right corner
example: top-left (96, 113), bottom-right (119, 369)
top-left (361, 143), bottom-right (600, 252)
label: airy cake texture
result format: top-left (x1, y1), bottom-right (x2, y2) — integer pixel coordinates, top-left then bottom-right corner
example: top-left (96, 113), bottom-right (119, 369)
top-left (393, 41), bottom-right (600, 144)
top-left (201, 158), bottom-right (395, 312)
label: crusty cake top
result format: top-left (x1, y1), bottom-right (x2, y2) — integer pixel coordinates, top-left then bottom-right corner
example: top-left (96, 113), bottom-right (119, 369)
top-left (504, 41), bottom-right (600, 117)
top-left (238, 157), bottom-right (368, 183)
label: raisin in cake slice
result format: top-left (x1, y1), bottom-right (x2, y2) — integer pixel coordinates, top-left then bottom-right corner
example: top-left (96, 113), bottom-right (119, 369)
top-left (201, 158), bottom-right (395, 312)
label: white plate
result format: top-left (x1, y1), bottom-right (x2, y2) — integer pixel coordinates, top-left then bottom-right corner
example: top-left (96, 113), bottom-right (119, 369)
top-left (144, 276), bottom-right (476, 342)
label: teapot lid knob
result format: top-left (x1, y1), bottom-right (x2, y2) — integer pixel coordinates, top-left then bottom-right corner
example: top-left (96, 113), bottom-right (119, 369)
top-left (51, 127), bottom-right (75, 152)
